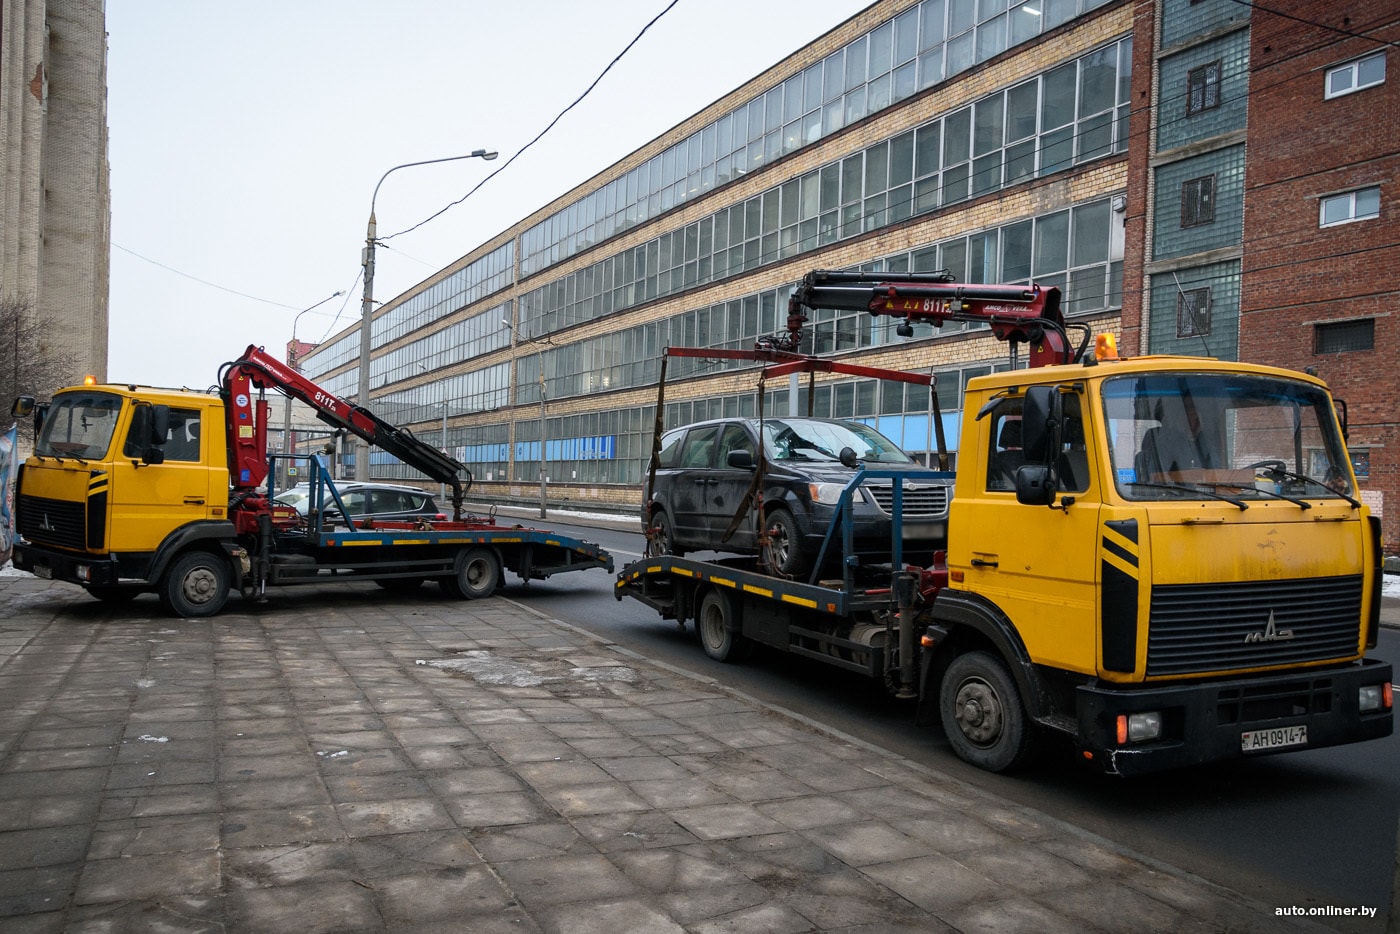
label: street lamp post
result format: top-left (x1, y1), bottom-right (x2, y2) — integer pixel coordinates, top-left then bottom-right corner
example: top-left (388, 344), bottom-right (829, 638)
top-left (356, 148), bottom-right (498, 481)
top-left (281, 290), bottom-right (344, 490)
top-left (502, 319), bottom-right (550, 519)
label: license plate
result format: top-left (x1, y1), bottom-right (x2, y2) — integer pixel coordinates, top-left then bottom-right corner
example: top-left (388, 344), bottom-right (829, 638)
top-left (1240, 725), bottom-right (1307, 752)
top-left (34, 565), bottom-right (52, 580)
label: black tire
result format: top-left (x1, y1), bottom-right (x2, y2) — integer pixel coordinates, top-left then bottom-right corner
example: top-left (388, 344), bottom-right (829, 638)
top-left (157, 551), bottom-right (230, 619)
top-left (939, 650), bottom-right (1038, 772)
top-left (696, 588), bottom-right (750, 663)
top-left (441, 547), bottom-right (500, 600)
top-left (649, 509), bottom-right (685, 558)
top-left (763, 508), bottom-right (808, 578)
top-left (84, 585), bottom-right (141, 604)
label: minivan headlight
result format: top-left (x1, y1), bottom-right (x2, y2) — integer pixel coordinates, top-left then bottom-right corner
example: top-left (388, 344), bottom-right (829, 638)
top-left (808, 482), bottom-right (848, 505)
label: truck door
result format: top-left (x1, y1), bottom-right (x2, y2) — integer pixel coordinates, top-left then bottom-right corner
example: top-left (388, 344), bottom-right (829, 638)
top-left (107, 406), bottom-right (217, 554)
top-left (957, 393), bottom-right (1102, 676)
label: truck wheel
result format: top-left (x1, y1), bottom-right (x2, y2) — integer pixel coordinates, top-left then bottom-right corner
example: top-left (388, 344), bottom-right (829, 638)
top-left (763, 508), bottom-right (808, 578)
top-left (939, 651), bottom-right (1036, 772)
top-left (157, 551), bottom-right (230, 619)
top-left (697, 589), bottom-right (750, 663)
top-left (442, 547), bottom-right (500, 600)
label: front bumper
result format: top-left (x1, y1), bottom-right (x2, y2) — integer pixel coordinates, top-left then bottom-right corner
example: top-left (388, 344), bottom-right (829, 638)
top-left (12, 541), bottom-right (138, 587)
top-left (1076, 659), bottom-right (1393, 776)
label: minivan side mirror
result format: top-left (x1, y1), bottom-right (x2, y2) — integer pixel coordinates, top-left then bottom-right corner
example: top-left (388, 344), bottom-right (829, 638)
top-left (727, 449), bottom-right (755, 469)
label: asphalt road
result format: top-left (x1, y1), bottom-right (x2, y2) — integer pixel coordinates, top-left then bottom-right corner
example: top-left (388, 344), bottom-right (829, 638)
top-left (507, 516), bottom-right (1400, 928)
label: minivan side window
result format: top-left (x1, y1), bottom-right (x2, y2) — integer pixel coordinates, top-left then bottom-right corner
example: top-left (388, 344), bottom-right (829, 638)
top-left (679, 425), bottom-right (721, 469)
top-left (717, 424), bottom-right (755, 465)
top-left (657, 429), bottom-right (684, 468)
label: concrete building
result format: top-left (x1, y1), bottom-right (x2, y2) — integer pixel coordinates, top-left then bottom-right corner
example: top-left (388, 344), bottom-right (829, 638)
top-left (0, 0), bottom-right (111, 383)
top-left (299, 0), bottom-right (1398, 549)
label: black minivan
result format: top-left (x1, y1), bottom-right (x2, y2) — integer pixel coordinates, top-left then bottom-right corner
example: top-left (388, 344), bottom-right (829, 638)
top-left (643, 416), bottom-right (952, 576)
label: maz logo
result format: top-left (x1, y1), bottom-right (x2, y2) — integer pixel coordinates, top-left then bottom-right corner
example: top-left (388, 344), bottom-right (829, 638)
top-left (1244, 610), bottom-right (1295, 644)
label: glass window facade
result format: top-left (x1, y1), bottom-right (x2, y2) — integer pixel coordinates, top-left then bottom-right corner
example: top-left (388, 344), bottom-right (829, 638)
top-left (523, 40), bottom-right (1131, 338)
top-left (519, 0), bottom-right (1118, 277)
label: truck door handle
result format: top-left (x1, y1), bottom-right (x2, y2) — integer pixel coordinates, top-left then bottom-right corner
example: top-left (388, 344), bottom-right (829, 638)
top-left (184, 497), bottom-right (206, 505)
top-left (970, 557), bottom-right (999, 568)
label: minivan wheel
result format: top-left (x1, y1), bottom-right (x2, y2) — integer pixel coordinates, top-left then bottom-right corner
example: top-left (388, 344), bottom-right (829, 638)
top-left (763, 508), bottom-right (808, 578)
top-left (649, 510), bottom-right (685, 558)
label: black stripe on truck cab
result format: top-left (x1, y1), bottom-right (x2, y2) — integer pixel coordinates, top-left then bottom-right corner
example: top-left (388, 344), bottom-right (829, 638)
top-left (86, 472), bottom-right (108, 550)
top-left (1101, 519), bottom-right (1138, 673)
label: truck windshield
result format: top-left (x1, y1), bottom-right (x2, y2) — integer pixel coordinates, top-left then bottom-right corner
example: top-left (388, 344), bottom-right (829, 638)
top-left (1102, 373), bottom-right (1354, 503)
top-left (33, 392), bottom-right (123, 461)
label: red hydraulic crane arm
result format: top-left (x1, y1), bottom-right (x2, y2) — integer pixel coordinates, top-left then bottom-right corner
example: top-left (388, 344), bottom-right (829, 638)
top-left (219, 345), bottom-right (471, 515)
top-left (786, 269), bottom-right (1085, 368)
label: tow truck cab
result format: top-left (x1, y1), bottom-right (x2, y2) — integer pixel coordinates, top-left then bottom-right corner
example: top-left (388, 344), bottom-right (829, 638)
top-left (939, 355), bottom-right (1392, 773)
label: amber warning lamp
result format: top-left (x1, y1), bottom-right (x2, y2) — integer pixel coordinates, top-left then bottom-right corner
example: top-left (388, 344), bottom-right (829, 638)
top-left (83, 375), bottom-right (97, 386)
top-left (1094, 333), bottom-right (1119, 361)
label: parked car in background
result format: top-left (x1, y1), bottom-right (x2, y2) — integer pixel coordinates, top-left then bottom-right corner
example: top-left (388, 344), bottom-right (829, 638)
top-left (274, 482), bottom-right (444, 526)
top-left (643, 416), bottom-right (952, 576)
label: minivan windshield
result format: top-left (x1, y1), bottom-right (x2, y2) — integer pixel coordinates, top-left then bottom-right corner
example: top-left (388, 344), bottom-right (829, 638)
top-left (762, 418), bottom-right (912, 464)
top-left (34, 391), bottom-right (122, 461)
top-left (1103, 372), bottom-right (1355, 503)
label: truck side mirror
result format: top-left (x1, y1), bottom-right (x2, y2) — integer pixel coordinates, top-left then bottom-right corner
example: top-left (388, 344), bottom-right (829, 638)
top-left (1020, 386), bottom-right (1062, 463)
top-left (1015, 464), bottom-right (1059, 506)
top-left (727, 449), bottom-right (755, 469)
top-left (11, 396), bottom-right (34, 418)
top-left (149, 405), bottom-right (170, 446)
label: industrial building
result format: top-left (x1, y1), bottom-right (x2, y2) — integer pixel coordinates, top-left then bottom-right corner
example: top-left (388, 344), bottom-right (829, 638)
top-left (296, 0), bottom-right (1399, 549)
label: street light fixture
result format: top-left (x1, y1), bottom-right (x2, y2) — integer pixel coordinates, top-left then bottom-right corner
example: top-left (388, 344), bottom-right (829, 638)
top-left (355, 148), bottom-right (498, 481)
top-left (281, 290), bottom-right (345, 490)
top-left (502, 318), bottom-right (551, 519)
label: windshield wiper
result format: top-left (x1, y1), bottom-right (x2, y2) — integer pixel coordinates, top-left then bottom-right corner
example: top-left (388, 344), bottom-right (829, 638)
top-left (1204, 481), bottom-right (1310, 510)
top-left (1257, 466), bottom-right (1362, 509)
top-left (1123, 481), bottom-right (1248, 510)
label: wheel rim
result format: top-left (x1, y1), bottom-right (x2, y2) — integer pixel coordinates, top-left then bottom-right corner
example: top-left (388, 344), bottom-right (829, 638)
top-left (182, 567), bottom-right (218, 606)
top-left (655, 515), bottom-right (672, 554)
top-left (766, 517), bottom-right (791, 567)
top-left (952, 677), bottom-right (1004, 747)
top-left (464, 558), bottom-right (489, 590)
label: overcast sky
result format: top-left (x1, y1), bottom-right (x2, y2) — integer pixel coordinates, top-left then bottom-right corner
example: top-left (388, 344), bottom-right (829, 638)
top-left (104, 0), bottom-right (869, 389)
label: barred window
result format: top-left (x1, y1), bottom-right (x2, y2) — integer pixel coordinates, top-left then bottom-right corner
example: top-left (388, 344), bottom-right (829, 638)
top-left (1176, 288), bottom-right (1211, 338)
top-left (1314, 319), bottom-right (1374, 354)
top-left (1186, 61), bottom-right (1221, 115)
top-left (1181, 175), bottom-right (1216, 228)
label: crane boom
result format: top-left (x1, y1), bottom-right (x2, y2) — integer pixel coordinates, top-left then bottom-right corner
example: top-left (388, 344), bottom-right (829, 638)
top-left (786, 269), bottom-right (1085, 367)
top-left (220, 345), bottom-right (470, 517)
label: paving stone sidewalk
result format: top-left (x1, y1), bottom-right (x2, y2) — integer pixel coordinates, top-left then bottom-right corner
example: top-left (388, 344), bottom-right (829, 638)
top-left (0, 573), bottom-right (1332, 933)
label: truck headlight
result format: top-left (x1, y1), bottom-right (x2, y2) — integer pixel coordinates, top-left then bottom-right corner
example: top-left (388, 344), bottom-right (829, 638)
top-left (1116, 711), bottom-right (1163, 744)
top-left (1359, 683), bottom-right (1392, 713)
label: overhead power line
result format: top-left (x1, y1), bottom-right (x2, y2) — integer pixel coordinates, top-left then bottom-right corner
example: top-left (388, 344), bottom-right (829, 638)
top-left (382, 0), bottom-right (683, 243)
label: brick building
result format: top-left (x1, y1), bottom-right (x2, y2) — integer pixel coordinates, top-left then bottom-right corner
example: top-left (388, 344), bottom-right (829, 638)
top-left (299, 0), bottom-right (1398, 549)
top-left (1122, 0), bottom-right (1399, 550)
top-left (0, 0), bottom-right (111, 383)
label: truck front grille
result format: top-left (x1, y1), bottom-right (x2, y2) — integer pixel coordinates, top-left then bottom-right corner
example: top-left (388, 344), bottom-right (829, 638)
top-left (1146, 575), bottom-right (1362, 677)
top-left (17, 496), bottom-right (87, 551)
top-left (866, 483), bottom-right (950, 519)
